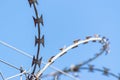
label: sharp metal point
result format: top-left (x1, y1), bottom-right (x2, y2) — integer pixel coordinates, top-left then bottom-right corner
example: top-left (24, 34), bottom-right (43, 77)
top-left (33, 15), bottom-right (44, 27)
top-left (28, 0), bottom-right (38, 7)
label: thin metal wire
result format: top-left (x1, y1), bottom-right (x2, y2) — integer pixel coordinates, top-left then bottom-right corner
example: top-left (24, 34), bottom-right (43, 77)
top-left (5, 70), bottom-right (26, 80)
top-left (0, 40), bottom-right (77, 80)
top-left (0, 58), bottom-right (20, 71)
top-left (0, 36), bottom-right (109, 80)
top-left (0, 36), bottom-right (110, 80)
top-left (43, 66), bottom-right (119, 80)
top-left (80, 67), bottom-right (119, 79)
top-left (0, 72), bottom-right (5, 80)
top-left (31, 1), bottom-right (42, 74)
top-left (5, 66), bottom-right (32, 80)
top-left (0, 40), bottom-right (32, 58)
top-left (36, 37), bottom-right (105, 78)
top-left (0, 1), bottom-right (113, 80)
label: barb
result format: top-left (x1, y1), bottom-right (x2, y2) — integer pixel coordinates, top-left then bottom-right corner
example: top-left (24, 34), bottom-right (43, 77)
top-left (27, 1), bottom-right (81, 80)
top-left (28, 0), bottom-right (44, 76)
top-left (43, 66), bottom-right (119, 80)
top-left (36, 35), bottom-right (109, 78)
top-left (79, 66), bottom-right (119, 79)
top-left (0, 34), bottom-right (110, 80)
top-left (0, 40), bottom-right (78, 79)
top-left (0, 1), bottom-right (113, 80)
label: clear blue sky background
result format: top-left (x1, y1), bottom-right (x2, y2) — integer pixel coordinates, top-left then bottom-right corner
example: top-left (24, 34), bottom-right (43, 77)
top-left (0, 0), bottom-right (120, 80)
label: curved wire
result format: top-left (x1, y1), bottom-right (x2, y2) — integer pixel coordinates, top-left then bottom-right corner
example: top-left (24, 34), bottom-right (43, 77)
top-left (0, 40), bottom-right (78, 80)
top-left (0, 1), bottom-right (112, 80)
top-left (42, 66), bottom-right (120, 80)
top-left (28, 0), bottom-right (43, 75)
top-left (36, 36), bottom-right (109, 78)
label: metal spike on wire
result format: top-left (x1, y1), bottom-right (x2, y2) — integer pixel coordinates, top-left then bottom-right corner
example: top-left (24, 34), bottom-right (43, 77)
top-left (28, 0), bottom-right (45, 80)
top-left (27, 1), bottom-right (79, 80)
top-left (36, 35), bottom-right (110, 79)
top-left (42, 65), bottom-right (120, 80)
top-left (0, 39), bottom-right (80, 80)
top-left (0, 0), bottom-right (119, 80)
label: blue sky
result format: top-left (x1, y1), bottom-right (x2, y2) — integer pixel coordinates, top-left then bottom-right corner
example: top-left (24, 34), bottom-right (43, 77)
top-left (0, 0), bottom-right (120, 80)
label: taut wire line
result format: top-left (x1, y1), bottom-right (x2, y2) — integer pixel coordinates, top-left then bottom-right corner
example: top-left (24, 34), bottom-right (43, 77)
top-left (0, 40), bottom-right (78, 80)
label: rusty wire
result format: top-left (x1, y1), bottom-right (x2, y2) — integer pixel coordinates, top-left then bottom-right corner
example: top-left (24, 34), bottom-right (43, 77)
top-left (0, 0), bottom-right (119, 80)
top-left (27, 0), bottom-right (44, 79)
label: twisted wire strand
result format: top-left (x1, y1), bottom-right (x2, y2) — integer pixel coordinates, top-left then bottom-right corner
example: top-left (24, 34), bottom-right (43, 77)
top-left (36, 36), bottom-right (109, 78)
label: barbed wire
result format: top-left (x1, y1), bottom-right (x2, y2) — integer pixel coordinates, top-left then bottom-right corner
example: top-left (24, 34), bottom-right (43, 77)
top-left (36, 35), bottom-right (110, 79)
top-left (27, 0), bottom-right (80, 80)
top-left (28, 0), bottom-right (44, 76)
top-left (42, 66), bottom-right (120, 80)
top-left (0, 36), bottom-right (111, 80)
top-left (28, 1), bottom-right (111, 80)
top-left (0, 0), bottom-right (119, 80)
top-left (0, 40), bottom-right (79, 80)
